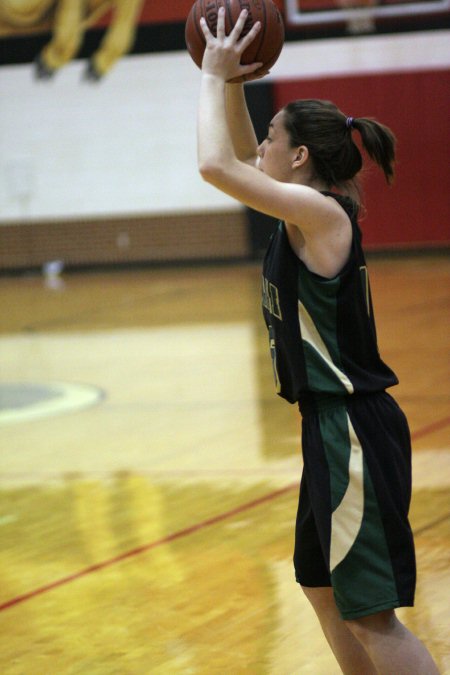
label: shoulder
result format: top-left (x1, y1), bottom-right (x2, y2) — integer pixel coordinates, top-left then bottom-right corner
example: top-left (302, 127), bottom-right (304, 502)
top-left (321, 191), bottom-right (359, 221)
top-left (287, 191), bottom-right (354, 279)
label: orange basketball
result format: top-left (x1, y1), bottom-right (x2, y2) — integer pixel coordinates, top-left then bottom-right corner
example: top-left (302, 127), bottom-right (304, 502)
top-left (185, 0), bottom-right (285, 74)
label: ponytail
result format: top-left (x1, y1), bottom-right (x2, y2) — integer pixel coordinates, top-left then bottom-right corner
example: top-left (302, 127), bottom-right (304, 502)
top-left (351, 117), bottom-right (396, 185)
top-left (282, 100), bottom-right (397, 202)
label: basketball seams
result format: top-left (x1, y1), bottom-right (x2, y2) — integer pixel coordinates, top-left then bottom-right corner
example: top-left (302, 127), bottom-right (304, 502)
top-left (193, 2), bottom-right (205, 46)
top-left (253, 0), bottom-right (267, 66)
top-left (225, 0), bottom-right (233, 35)
top-left (256, 4), bottom-right (284, 67)
top-left (185, 0), bottom-right (284, 72)
top-left (234, 0), bottom-right (266, 64)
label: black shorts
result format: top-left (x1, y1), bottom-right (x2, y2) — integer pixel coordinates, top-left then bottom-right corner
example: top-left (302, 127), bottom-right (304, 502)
top-left (294, 391), bottom-right (416, 620)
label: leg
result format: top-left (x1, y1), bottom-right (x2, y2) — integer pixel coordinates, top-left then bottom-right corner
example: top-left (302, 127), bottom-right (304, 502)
top-left (293, 455), bottom-right (375, 673)
top-left (88, 0), bottom-right (145, 78)
top-left (39, 0), bottom-right (84, 74)
top-left (345, 610), bottom-right (440, 675)
top-left (302, 586), bottom-right (377, 675)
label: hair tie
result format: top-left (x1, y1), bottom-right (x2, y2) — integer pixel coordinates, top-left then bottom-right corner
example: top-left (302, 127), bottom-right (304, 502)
top-left (346, 116), bottom-right (355, 130)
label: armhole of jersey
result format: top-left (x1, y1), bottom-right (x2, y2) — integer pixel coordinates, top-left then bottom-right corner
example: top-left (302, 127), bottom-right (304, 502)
top-left (321, 191), bottom-right (363, 276)
top-left (286, 193), bottom-right (360, 282)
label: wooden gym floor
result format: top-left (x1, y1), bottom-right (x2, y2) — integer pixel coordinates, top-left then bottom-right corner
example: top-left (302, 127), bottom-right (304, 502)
top-left (0, 255), bottom-right (449, 674)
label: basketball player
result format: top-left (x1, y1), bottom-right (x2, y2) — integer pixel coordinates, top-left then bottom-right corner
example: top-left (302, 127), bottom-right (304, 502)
top-left (195, 8), bottom-right (440, 674)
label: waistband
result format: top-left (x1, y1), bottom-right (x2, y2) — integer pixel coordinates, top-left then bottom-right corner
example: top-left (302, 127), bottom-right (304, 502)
top-left (298, 391), bottom-right (386, 418)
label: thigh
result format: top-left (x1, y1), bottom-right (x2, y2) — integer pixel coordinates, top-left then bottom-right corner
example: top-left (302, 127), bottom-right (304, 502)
top-left (299, 394), bottom-right (416, 619)
top-left (343, 393), bottom-right (416, 612)
top-left (293, 470), bottom-right (331, 587)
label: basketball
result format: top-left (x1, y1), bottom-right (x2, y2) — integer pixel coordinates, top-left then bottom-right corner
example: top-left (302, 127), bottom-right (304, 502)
top-left (185, 0), bottom-right (285, 75)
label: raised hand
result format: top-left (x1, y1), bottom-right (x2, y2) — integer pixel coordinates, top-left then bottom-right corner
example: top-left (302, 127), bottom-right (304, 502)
top-left (200, 7), bottom-right (263, 82)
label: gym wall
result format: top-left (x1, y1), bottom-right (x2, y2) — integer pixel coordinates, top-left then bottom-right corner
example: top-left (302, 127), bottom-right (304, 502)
top-left (0, 2), bottom-right (448, 270)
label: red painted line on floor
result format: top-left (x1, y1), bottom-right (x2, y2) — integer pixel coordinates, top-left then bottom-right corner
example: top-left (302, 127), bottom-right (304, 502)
top-left (1, 414), bottom-right (449, 613)
top-left (408, 415), bottom-right (450, 441)
top-left (0, 482), bottom-right (298, 613)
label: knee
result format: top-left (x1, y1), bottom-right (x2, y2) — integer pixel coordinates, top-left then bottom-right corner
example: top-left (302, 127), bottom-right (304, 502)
top-left (301, 584), bottom-right (316, 601)
top-left (346, 610), bottom-right (397, 644)
top-left (301, 585), bottom-right (336, 612)
top-left (54, 34), bottom-right (82, 62)
top-left (301, 584), bottom-right (322, 603)
top-left (42, 32), bottom-right (82, 68)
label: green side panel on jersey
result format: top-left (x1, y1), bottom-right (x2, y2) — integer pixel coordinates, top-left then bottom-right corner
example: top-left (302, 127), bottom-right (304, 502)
top-left (297, 267), bottom-right (343, 367)
top-left (331, 456), bottom-right (398, 618)
top-left (297, 265), bottom-right (354, 394)
top-left (302, 343), bottom-right (351, 395)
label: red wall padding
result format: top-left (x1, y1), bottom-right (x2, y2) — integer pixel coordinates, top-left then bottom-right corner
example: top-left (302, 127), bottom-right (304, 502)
top-left (273, 69), bottom-right (450, 248)
top-left (97, 0), bottom-right (285, 26)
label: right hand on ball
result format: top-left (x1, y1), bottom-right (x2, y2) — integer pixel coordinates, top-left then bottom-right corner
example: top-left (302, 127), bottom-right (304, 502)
top-left (200, 7), bottom-right (263, 82)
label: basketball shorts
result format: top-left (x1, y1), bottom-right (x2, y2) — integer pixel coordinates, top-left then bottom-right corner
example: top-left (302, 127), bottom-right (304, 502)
top-left (294, 391), bottom-right (416, 620)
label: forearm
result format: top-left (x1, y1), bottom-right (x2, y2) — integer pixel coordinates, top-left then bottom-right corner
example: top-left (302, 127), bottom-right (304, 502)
top-left (197, 8), bottom-right (262, 181)
top-left (225, 83), bottom-right (259, 162)
top-left (197, 74), bottom-right (236, 175)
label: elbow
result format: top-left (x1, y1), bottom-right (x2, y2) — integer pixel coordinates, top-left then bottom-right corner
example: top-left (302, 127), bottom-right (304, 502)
top-left (198, 160), bottom-right (224, 185)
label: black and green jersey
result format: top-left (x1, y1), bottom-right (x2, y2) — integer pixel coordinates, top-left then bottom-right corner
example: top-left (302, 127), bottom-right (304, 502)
top-left (262, 192), bottom-right (398, 404)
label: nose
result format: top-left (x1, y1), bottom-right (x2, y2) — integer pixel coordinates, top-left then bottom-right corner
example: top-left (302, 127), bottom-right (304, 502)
top-left (257, 141), bottom-right (265, 158)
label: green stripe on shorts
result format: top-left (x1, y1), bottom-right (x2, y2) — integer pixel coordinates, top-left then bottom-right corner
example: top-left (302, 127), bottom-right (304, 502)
top-left (319, 406), bottom-right (399, 618)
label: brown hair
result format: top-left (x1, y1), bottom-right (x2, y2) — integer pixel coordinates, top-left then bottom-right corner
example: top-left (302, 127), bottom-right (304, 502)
top-left (282, 99), bottom-right (396, 204)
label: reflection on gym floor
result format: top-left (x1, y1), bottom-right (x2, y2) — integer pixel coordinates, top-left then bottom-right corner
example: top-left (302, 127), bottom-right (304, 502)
top-left (0, 258), bottom-right (449, 674)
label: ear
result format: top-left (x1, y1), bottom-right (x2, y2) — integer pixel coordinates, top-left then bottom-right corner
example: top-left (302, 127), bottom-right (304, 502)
top-left (292, 145), bottom-right (309, 169)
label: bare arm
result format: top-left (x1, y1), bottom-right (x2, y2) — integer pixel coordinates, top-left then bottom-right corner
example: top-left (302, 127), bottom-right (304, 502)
top-left (198, 74), bottom-right (337, 231)
top-left (225, 83), bottom-right (259, 164)
top-left (197, 9), bottom-right (352, 277)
